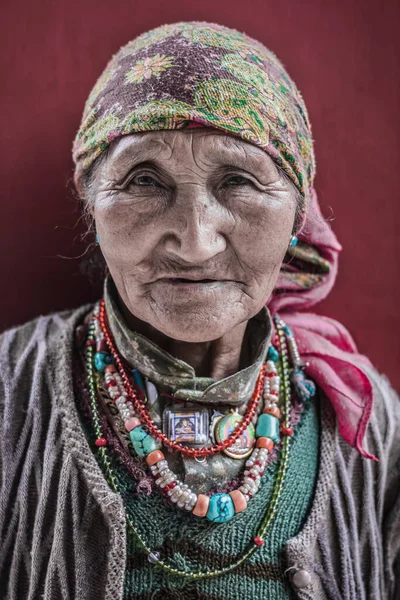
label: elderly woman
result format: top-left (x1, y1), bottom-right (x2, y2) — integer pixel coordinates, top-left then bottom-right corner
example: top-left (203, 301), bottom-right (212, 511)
top-left (1, 21), bottom-right (399, 600)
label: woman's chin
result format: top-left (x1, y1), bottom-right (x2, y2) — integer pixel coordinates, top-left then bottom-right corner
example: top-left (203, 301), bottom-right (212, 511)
top-left (159, 319), bottom-right (234, 343)
top-left (138, 284), bottom-right (247, 341)
top-left (150, 310), bottom-right (241, 343)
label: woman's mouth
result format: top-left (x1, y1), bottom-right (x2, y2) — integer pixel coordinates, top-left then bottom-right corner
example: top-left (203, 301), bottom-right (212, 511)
top-left (170, 278), bottom-right (218, 284)
top-left (153, 277), bottom-right (227, 296)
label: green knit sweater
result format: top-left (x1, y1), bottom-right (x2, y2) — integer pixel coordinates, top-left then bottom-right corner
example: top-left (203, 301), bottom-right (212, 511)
top-left (95, 399), bottom-right (319, 600)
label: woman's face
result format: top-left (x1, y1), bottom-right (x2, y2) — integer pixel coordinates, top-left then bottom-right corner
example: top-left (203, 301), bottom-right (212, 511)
top-left (92, 129), bottom-right (297, 342)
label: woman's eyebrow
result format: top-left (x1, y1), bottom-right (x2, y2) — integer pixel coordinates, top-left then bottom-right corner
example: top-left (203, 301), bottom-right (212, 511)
top-left (106, 146), bottom-right (167, 179)
top-left (207, 146), bottom-right (279, 178)
top-left (109, 136), bottom-right (168, 166)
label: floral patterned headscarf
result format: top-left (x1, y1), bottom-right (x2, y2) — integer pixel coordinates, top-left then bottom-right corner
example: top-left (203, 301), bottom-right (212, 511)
top-left (73, 21), bottom-right (315, 213)
top-left (73, 22), bottom-right (377, 460)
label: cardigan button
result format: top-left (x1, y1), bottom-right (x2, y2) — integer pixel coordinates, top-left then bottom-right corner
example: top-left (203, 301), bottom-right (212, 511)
top-left (292, 569), bottom-right (312, 589)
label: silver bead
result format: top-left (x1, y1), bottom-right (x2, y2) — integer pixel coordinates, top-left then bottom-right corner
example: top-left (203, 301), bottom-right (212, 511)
top-left (292, 569), bottom-right (312, 589)
top-left (184, 498), bottom-right (197, 511)
top-left (244, 481), bottom-right (257, 492)
top-left (160, 476), bottom-right (175, 488)
top-left (147, 551), bottom-right (160, 564)
top-left (170, 488), bottom-right (182, 501)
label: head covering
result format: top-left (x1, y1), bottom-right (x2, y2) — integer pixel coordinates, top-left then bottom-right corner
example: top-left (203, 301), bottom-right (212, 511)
top-left (73, 22), bottom-right (375, 460)
top-left (73, 21), bottom-right (314, 214)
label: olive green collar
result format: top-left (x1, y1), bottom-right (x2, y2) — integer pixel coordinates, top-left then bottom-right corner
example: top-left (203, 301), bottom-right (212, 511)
top-left (104, 277), bottom-right (272, 406)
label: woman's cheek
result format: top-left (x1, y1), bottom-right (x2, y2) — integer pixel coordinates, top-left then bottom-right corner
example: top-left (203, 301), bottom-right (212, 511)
top-left (233, 210), bottom-right (288, 265)
top-left (95, 204), bottom-right (152, 268)
top-left (230, 217), bottom-right (292, 300)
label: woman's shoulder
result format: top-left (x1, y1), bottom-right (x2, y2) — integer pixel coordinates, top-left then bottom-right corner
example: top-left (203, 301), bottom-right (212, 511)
top-left (0, 304), bottom-right (92, 377)
top-left (0, 304), bottom-right (93, 477)
top-left (336, 357), bottom-right (400, 471)
top-left (361, 361), bottom-right (400, 438)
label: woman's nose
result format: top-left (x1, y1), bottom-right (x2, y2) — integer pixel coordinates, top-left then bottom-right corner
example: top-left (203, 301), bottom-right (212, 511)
top-left (163, 188), bottom-right (227, 264)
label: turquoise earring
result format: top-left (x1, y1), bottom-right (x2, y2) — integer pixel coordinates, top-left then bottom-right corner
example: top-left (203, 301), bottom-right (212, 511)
top-left (95, 234), bottom-right (99, 244)
top-left (289, 235), bottom-right (298, 248)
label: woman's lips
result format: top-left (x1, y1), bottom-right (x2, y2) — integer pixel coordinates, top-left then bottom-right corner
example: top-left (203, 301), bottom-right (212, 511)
top-left (165, 278), bottom-right (218, 284)
top-left (153, 277), bottom-right (228, 295)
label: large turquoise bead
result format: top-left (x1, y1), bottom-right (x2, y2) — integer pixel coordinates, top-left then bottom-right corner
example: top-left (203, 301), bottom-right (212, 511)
top-left (131, 369), bottom-right (145, 393)
top-left (256, 413), bottom-right (280, 443)
top-left (206, 493), bottom-right (235, 523)
top-left (267, 346), bottom-right (280, 363)
top-left (129, 426), bottom-right (160, 456)
top-left (94, 351), bottom-right (112, 372)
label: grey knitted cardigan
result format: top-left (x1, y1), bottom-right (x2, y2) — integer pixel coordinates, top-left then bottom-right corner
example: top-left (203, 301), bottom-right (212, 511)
top-left (0, 306), bottom-right (399, 600)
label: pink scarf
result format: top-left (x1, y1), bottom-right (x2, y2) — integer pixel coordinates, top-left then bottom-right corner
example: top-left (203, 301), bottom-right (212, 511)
top-left (269, 189), bottom-right (376, 460)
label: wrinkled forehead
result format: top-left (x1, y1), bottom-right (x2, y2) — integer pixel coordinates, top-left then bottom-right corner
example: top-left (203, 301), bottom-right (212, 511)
top-left (101, 129), bottom-right (281, 181)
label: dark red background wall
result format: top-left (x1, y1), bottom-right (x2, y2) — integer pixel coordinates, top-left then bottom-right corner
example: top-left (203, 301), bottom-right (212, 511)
top-left (1, 0), bottom-right (399, 389)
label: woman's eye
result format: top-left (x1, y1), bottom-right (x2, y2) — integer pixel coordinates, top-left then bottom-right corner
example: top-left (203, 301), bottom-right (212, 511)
top-left (132, 174), bottom-right (160, 187)
top-left (224, 175), bottom-right (251, 186)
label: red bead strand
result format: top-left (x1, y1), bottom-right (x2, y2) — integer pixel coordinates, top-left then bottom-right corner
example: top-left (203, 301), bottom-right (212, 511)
top-left (98, 300), bottom-right (265, 458)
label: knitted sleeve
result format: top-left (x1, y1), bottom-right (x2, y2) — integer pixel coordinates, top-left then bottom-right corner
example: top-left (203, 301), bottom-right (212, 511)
top-left (351, 363), bottom-right (400, 599)
top-left (373, 373), bottom-right (400, 598)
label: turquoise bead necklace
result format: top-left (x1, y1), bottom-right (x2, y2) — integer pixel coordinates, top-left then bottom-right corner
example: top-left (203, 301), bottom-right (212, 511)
top-left (83, 305), bottom-right (315, 579)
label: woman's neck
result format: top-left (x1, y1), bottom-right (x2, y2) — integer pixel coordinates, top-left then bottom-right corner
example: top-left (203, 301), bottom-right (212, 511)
top-left (119, 300), bottom-right (249, 381)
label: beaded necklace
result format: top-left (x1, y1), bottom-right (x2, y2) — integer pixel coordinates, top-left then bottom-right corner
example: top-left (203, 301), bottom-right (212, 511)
top-left (100, 349), bottom-right (283, 516)
top-left (97, 300), bottom-right (264, 458)
top-left (83, 301), bottom-right (315, 578)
